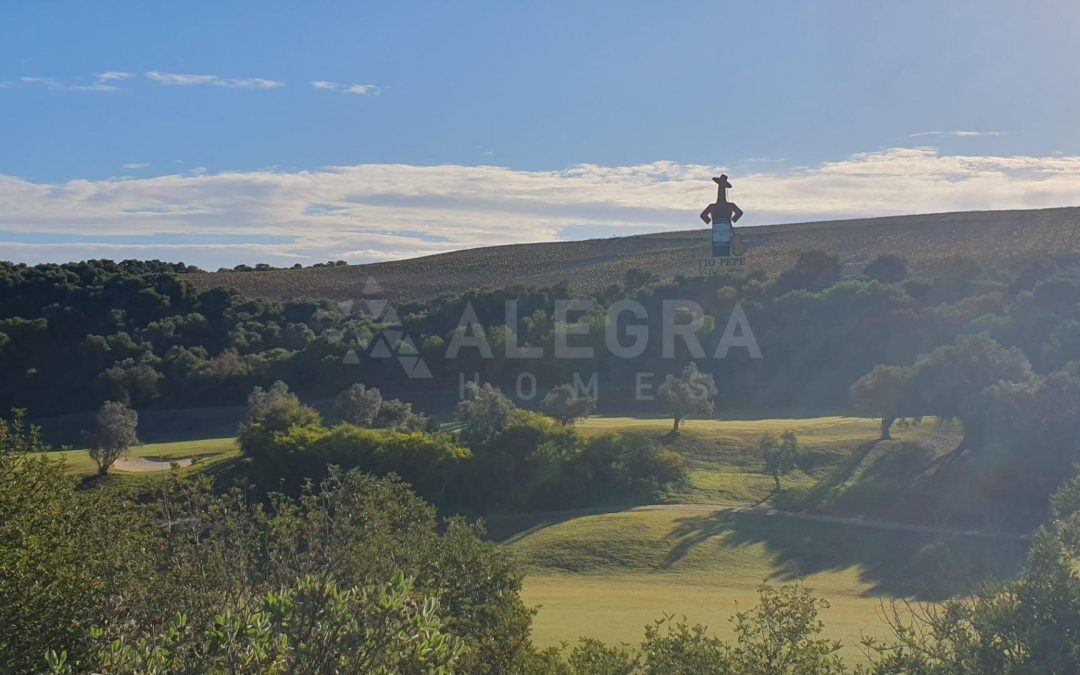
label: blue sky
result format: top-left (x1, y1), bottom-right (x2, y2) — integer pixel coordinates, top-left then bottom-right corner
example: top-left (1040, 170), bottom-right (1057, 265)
top-left (2, 1), bottom-right (1079, 267)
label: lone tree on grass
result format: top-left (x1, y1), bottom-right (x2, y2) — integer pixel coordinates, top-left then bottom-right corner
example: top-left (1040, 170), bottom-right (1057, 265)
top-left (850, 364), bottom-right (912, 440)
top-left (88, 401), bottom-right (138, 475)
top-left (761, 431), bottom-right (798, 491)
top-left (658, 363), bottom-right (718, 432)
top-left (541, 383), bottom-right (596, 425)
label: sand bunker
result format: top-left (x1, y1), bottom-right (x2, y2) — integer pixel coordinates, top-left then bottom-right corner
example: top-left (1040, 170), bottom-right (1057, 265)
top-left (113, 456), bottom-right (193, 472)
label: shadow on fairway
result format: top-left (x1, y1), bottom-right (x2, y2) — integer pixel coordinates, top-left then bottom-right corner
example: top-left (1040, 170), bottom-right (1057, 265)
top-left (660, 509), bottom-right (1028, 601)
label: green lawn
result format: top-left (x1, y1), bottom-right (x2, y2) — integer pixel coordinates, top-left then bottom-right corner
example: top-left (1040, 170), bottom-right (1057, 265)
top-left (512, 506), bottom-right (1026, 662)
top-left (575, 415), bottom-right (954, 508)
top-left (505, 416), bottom-right (1024, 662)
top-left (31, 437), bottom-right (239, 476)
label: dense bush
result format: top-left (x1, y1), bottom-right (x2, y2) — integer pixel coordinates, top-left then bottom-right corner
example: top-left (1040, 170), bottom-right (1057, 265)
top-left (254, 423), bottom-right (471, 501)
top-left (241, 401), bottom-right (684, 512)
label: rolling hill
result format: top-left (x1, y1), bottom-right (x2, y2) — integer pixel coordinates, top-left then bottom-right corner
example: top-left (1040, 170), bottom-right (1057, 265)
top-left (187, 206), bottom-right (1080, 302)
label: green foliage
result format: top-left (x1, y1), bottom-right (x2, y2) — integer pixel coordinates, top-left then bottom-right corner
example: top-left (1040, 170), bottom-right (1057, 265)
top-left (541, 384), bottom-right (597, 425)
top-left (333, 382), bottom-right (383, 426)
top-left (565, 639), bottom-right (637, 675)
top-left (850, 365), bottom-right (913, 439)
top-left (0, 408), bottom-right (47, 454)
top-left (50, 575), bottom-right (466, 674)
top-left (774, 250), bottom-right (842, 296)
top-left (237, 380), bottom-right (322, 464)
top-left (247, 410), bottom-right (683, 512)
top-left (458, 382), bottom-right (517, 446)
top-left (374, 397), bottom-right (429, 432)
top-left (864, 470), bottom-right (1080, 673)
top-left (0, 422), bottom-right (151, 672)
top-left (863, 254), bottom-right (909, 284)
top-left (262, 423), bottom-right (470, 500)
top-left (542, 583), bottom-right (847, 674)
top-left (658, 363), bottom-right (717, 431)
top-left (854, 334), bottom-right (1037, 456)
top-left (727, 583), bottom-right (845, 674)
top-left (94, 355), bottom-right (163, 406)
top-left (638, 617), bottom-right (729, 674)
top-left (2, 446), bottom-right (535, 672)
top-left (332, 382), bottom-right (429, 431)
top-left (87, 400), bottom-right (139, 475)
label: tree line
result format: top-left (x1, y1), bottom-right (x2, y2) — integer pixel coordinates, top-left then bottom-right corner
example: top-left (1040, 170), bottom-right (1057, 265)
top-left (3, 250), bottom-right (1072, 423)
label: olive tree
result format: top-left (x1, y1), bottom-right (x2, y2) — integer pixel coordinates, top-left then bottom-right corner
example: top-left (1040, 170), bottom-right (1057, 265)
top-left (334, 383), bottom-right (383, 426)
top-left (457, 382), bottom-right (516, 446)
top-left (87, 401), bottom-right (138, 475)
top-left (761, 431), bottom-right (798, 491)
top-left (541, 383), bottom-right (596, 425)
top-left (658, 363), bottom-right (718, 432)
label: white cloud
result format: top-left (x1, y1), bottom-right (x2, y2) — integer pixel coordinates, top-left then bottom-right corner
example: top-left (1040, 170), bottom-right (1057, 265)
top-left (229, 78), bottom-right (286, 90)
top-left (343, 84), bottom-right (377, 95)
top-left (909, 130), bottom-right (1010, 138)
top-left (1, 147), bottom-right (1079, 267)
top-left (311, 80), bottom-right (379, 95)
top-left (19, 72), bottom-right (131, 92)
top-left (97, 71), bottom-right (134, 82)
top-left (145, 71), bottom-right (285, 89)
top-left (122, 163), bottom-right (149, 170)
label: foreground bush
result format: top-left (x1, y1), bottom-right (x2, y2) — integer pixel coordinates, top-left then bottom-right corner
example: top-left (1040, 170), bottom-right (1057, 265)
top-left (0, 423), bottom-right (532, 673)
top-left (46, 575), bottom-right (465, 674)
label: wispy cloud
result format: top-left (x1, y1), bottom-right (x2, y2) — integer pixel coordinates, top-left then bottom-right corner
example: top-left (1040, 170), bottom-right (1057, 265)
top-left (2, 147), bottom-right (1079, 267)
top-left (144, 71), bottom-right (285, 89)
top-left (97, 71), bottom-right (134, 83)
top-left (122, 162), bottom-right (149, 170)
top-left (311, 80), bottom-right (379, 95)
top-left (18, 71), bottom-right (133, 92)
top-left (909, 130), bottom-right (1010, 138)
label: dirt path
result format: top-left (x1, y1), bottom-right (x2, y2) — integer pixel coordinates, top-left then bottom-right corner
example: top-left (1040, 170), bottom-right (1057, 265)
top-left (633, 503), bottom-right (1032, 540)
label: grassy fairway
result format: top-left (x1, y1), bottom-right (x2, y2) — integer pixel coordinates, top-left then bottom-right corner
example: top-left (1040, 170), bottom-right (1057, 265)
top-left (576, 415), bottom-right (953, 508)
top-left (32, 437), bottom-right (239, 475)
top-left (521, 572), bottom-right (890, 660)
top-left (507, 416), bottom-right (1026, 660)
top-left (513, 507), bottom-right (1027, 660)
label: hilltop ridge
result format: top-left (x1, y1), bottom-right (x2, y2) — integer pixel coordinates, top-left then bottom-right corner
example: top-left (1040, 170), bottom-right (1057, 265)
top-left (188, 206), bottom-right (1080, 302)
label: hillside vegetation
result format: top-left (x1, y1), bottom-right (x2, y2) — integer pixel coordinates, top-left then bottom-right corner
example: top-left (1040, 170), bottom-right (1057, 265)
top-left (189, 207), bottom-right (1080, 302)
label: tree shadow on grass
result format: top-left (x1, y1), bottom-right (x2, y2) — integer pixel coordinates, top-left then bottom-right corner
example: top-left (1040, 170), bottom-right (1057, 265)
top-left (659, 510), bottom-right (1028, 601)
top-left (776, 439), bottom-right (880, 512)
